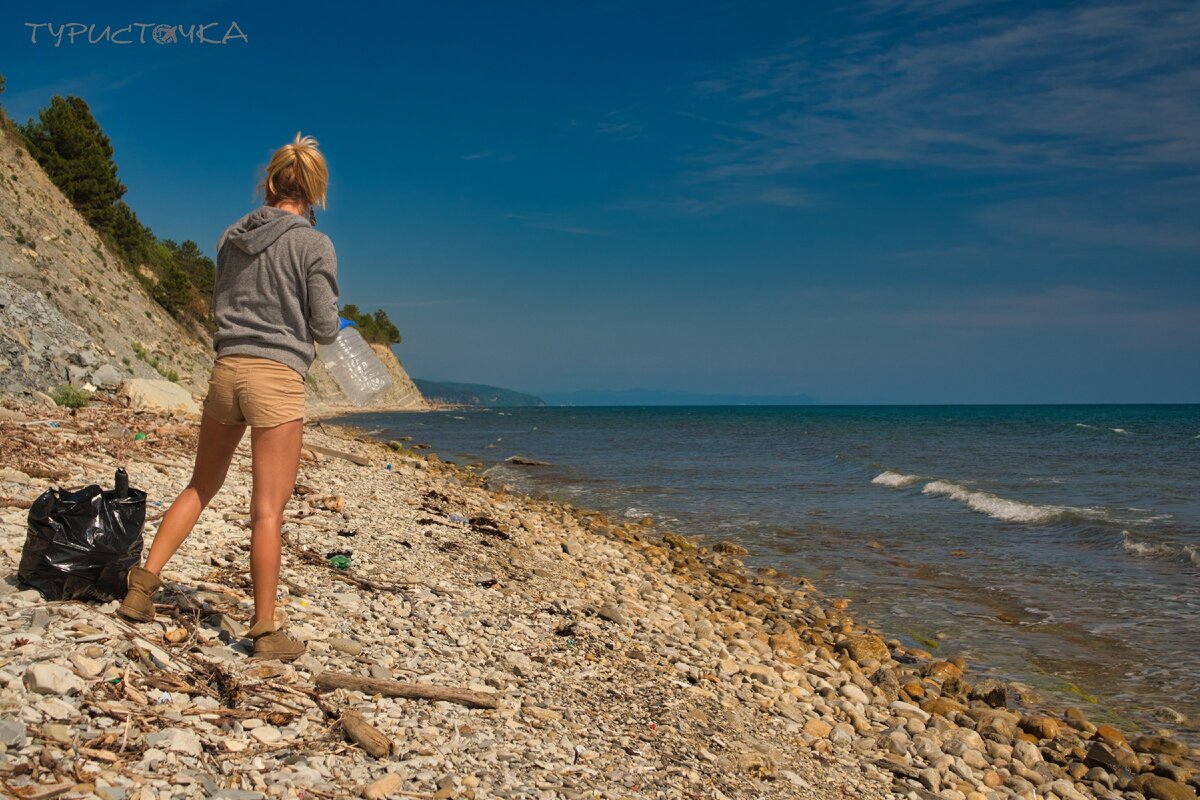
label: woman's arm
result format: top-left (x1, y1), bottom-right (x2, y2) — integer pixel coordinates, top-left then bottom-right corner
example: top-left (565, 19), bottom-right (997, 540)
top-left (307, 235), bottom-right (341, 345)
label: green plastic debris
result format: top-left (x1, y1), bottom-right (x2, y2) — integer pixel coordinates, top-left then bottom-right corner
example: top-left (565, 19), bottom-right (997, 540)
top-left (133, 432), bottom-right (148, 441)
top-left (329, 554), bottom-right (351, 570)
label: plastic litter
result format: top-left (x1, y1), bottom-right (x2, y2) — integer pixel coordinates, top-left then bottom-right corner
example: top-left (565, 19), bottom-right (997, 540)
top-left (18, 468), bottom-right (146, 601)
top-left (320, 318), bottom-right (392, 405)
top-left (133, 432), bottom-right (148, 441)
top-left (326, 550), bottom-right (352, 570)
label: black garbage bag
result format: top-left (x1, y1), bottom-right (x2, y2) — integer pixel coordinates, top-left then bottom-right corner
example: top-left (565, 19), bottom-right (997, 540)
top-left (18, 468), bottom-right (146, 601)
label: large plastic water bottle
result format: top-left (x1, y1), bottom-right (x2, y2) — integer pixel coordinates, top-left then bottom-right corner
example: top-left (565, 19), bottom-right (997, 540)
top-left (320, 318), bottom-right (393, 405)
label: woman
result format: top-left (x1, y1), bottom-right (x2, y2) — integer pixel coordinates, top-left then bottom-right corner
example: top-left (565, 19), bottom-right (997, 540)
top-left (116, 133), bottom-right (340, 661)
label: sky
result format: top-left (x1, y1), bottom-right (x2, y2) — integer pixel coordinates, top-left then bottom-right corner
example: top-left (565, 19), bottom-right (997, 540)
top-left (2, 1), bottom-right (1198, 403)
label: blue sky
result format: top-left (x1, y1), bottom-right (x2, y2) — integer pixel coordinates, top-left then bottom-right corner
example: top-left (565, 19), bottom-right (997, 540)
top-left (2, 1), bottom-right (1198, 403)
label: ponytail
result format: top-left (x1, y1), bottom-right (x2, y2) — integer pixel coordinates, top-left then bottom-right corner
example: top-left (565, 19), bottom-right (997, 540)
top-left (259, 132), bottom-right (329, 208)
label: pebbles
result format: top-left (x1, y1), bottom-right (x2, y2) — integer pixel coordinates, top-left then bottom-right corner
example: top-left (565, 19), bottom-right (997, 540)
top-left (1, 399), bottom-right (1197, 799)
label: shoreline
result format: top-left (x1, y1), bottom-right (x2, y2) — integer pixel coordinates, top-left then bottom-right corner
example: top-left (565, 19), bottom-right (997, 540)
top-left (0, 397), bottom-right (1196, 799)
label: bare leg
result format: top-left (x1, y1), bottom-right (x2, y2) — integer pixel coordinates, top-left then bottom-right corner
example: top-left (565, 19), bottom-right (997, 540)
top-left (143, 413), bottom-right (246, 574)
top-left (248, 420), bottom-right (303, 627)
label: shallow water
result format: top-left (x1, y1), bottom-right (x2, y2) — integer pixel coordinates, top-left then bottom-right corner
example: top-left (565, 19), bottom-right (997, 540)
top-left (342, 404), bottom-right (1200, 741)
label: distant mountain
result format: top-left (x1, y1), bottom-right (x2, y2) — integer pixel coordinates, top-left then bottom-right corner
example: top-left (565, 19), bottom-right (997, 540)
top-left (414, 379), bottom-right (545, 408)
top-left (538, 388), bottom-right (817, 406)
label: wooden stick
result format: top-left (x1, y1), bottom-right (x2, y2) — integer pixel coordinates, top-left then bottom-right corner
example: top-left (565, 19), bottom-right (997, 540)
top-left (314, 671), bottom-right (498, 710)
top-left (0, 496), bottom-right (33, 509)
top-left (339, 709), bottom-right (392, 758)
top-left (304, 443), bottom-right (371, 466)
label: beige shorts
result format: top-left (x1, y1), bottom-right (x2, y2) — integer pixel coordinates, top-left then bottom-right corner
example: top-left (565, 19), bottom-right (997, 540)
top-left (203, 355), bottom-right (305, 428)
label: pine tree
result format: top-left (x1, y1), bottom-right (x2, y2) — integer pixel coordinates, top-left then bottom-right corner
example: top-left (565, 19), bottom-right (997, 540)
top-left (21, 96), bottom-right (127, 234)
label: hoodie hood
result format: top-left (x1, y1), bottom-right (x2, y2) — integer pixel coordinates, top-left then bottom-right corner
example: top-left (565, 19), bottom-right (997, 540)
top-left (226, 205), bottom-right (311, 256)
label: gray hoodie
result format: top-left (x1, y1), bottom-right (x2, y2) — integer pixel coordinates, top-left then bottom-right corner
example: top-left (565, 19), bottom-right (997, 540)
top-left (212, 205), bottom-right (340, 376)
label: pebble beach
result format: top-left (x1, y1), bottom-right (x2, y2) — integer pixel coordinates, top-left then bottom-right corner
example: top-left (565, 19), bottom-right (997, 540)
top-left (1, 397), bottom-right (1197, 800)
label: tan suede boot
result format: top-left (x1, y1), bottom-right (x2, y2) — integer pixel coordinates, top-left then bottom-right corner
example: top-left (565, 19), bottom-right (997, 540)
top-left (116, 566), bottom-right (162, 623)
top-left (247, 617), bottom-right (306, 661)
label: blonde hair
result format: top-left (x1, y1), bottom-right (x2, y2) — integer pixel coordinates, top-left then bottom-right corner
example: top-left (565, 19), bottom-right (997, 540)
top-left (259, 132), bottom-right (328, 208)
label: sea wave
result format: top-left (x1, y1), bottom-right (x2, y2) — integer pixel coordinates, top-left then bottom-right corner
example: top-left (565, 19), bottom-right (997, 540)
top-left (921, 480), bottom-right (1071, 524)
top-left (1120, 532), bottom-right (1200, 566)
top-left (871, 470), bottom-right (922, 488)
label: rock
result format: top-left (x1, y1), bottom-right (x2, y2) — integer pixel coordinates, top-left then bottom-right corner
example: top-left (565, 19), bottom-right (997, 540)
top-left (1083, 740), bottom-right (1141, 774)
top-left (145, 727), bottom-right (203, 756)
top-left (1131, 735), bottom-right (1189, 758)
top-left (921, 697), bottom-right (966, 717)
top-left (662, 532), bottom-right (695, 551)
top-left (1095, 723), bottom-right (1127, 748)
top-left (1018, 714), bottom-right (1060, 740)
top-left (597, 604), bottom-right (629, 626)
top-left (969, 679), bottom-right (1008, 708)
top-left (70, 349), bottom-right (97, 367)
top-left (767, 628), bottom-right (805, 657)
top-left (889, 700), bottom-right (930, 722)
top-left (67, 652), bottom-right (105, 678)
top-left (365, 773), bottom-right (407, 800)
top-left (249, 726), bottom-right (282, 744)
top-left (927, 660), bottom-right (961, 680)
top-left (829, 722), bottom-right (855, 746)
top-left (23, 663), bottom-right (84, 695)
top-left (839, 683), bottom-right (870, 705)
top-left (804, 719), bottom-right (832, 738)
top-left (1154, 706), bottom-right (1188, 724)
top-left (121, 378), bottom-right (199, 417)
top-left (713, 540), bottom-right (749, 555)
top-left (503, 651), bottom-right (535, 677)
top-left (90, 364), bottom-right (122, 388)
top-left (840, 635), bottom-right (889, 664)
top-left (1013, 740), bottom-right (1043, 767)
top-left (1129, 774), bottom-right (1199, 800)
top-left (329, 637), bottom-right (364, 656)
top-left (0, 718), bottom-right (27, 748)
top-left (976, 711), bottom-right (1018, 742)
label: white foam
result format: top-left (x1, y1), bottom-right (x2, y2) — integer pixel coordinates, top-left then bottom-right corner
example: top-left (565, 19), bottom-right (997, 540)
top-left (872, 470), bottom-right (922, 488)
top-left (921, 480), bottom-right (1068, 524)
top-left (1120, 532), bottom-right (1200, 566)
top-left (1111, 428), bottom-right (1129, 434)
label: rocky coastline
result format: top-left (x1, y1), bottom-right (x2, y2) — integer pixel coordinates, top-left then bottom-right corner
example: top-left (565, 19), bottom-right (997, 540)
top-left (0, 395), bottom-right (1197, 800)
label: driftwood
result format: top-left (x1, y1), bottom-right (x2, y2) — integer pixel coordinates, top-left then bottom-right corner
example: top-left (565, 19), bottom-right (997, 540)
top-left (0, 496), bottom-right (33, 509)
top-left (314, 671), bottom-right (498, 710)
top-left (339, 708), bottom-right (391, 757)
top-left (305, 444), bottom-right (370, 466)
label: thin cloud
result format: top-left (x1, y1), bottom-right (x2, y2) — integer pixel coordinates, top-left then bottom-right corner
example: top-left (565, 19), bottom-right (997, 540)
top-left (689, 1), bottom-right (1200, 174)
top-left (506, 212), bottom-right (604, 236)
top-left (595, 121), bottom-right (642, 139)
top-left (461, 150), bottom-right (514, 162)
top-left (616, 183), bottom-right (815, 215)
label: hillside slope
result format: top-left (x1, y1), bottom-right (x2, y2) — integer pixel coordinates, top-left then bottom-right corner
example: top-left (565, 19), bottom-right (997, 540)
top-left (0, 125), bottom-right (213, 395)
top-left (306, 343), bottom-right (429, 412)
top-left (0, 123), bottom-right (426, 411)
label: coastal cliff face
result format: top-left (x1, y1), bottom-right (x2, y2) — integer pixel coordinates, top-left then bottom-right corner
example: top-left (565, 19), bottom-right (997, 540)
top-left (305, 343), bottom-right (430, 411)
top-left (0, 124), bottom-right (425, 411)
top-left (0, 125), bottom-right (213, 395)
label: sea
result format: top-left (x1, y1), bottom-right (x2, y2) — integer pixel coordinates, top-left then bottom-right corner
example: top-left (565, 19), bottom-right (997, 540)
top-left (339, 404), bottom-right (1200, 741)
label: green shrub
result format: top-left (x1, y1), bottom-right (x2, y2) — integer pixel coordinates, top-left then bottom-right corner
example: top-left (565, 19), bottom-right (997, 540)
top-left (51, 384), bottom-right (90, 409)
